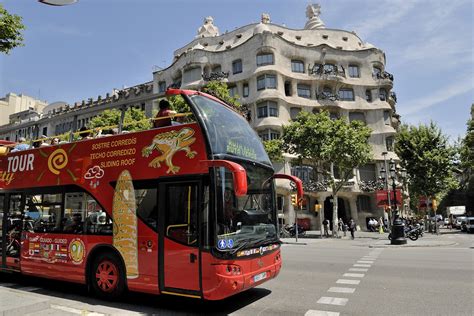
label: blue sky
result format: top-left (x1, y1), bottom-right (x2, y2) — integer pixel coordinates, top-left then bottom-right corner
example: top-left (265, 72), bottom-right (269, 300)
top-left (1, 0), bottom-right (472, 140)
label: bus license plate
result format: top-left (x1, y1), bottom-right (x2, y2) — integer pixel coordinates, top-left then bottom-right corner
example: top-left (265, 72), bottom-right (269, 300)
top-left (253, 272), bottom-right (267, 283)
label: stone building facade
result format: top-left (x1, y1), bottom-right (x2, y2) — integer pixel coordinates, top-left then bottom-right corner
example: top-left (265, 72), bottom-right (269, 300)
top-left (0, 4), bottom-right (400, 229)
top-left (153, 4), bottom-right (400, 229)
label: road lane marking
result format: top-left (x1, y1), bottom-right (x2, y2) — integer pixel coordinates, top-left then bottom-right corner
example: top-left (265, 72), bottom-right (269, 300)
top-left (343, 273), bottom-right (365, 278)
top-left (328, 287), bottom-right (356, 294)
top-left (353, 264), bottom-right (371, 267)
top-left (50, 305), bottom-right (105, 316)
top-left (317, 297), bottom-right (348, 306)
top-left (336, 279), bottom-right (360, 285)
top-left (349, 268), bottom-right (368, 272)
top-left (0, 283), bottom-right (15, 287)
top-left (305, 310), bottom-right (340, 316)
top-left (357, 261), bottom-right (374, 264)
top-left (362, 256), bottom-right (377, 260)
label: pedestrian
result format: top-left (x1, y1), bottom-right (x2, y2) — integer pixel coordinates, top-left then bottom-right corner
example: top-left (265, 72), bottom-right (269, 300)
top-left (349, 218), bottom-right (356, 240)
top-left (338, 218), bottom-right (343, 232)
top-left (323, 218), bottom-right (329, 237)
top-left (342, 220), bottom-right (347, 237)
top-left (378, 217), bottom-right (384, 234)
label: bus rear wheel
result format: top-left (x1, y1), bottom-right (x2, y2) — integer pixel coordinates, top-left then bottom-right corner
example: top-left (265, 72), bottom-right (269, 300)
top-left (89, 252), bottom-right (126, 300)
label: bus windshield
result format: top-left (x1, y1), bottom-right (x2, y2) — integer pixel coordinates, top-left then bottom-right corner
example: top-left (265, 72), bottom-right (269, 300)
top-left (189, 95), bottom-right (271, 166)
top-left (215, 161), bottom-right (277, 254)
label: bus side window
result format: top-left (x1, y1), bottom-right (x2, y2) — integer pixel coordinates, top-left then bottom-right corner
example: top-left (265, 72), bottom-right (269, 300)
top-left (63, 193), bottom-right (86, 234)
top-left (28, 194), bottom-right (62, 233)
top-left (135, 188), bottom-right (158, 231)
top-left (85, 196), bottom-right (112, 235)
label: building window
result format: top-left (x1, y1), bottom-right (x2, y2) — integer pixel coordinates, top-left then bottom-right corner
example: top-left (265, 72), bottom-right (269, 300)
top-left (291, 60), bottom-right (305, 73)
top-left (212, 65), bottom-right (221, 73)
top-left (338, 88), bottom-right (355, 101)
top-left (324, 63), bottom-right (336, 73)
top-left (257, 74), bottom-right (277, 90)
top-left (259, 129), bottom-right (280, 141)
top-left (297, 84), bottom-right (311, 99)
top-left (290, 107), bottom-right (301, 120)
top-left (373, 66), bottom-right (382, 78)
top-left (291, 165), bottom-right (314, 183)
top-left (359, 164), bottom-right (376, 181)
top-left (284, 81), bottom-right (292, 96)
top-left (42, 127), bottom-right (47, 136)
top-left (366, 90), bottom-right (372, 102)
top-left (329, 112), bottom-right (339, 120)
top-left (257, 101), bottom-right (278, 118)
top-left (158, 81), bottom-right (166, 93)
top-left (348, 65), bottom-right (359, 78)
top-left (232, 59), bottom-right (243, 74)
top-left (379, 88), bottom-right (387, 101)
top-left (357, 195), bottom-right (371, 212)
top-left (383, 110), bottom-right (391, 125)
top-left (386, 136), bottom-right (394, 151)
top-left (228, 85), bottom-right (238, 97)
top-left (256, 53), bottom-right (274, 67)
top-left (243, 83), bottom-right (249, 97)
top-left (349, 112), bottom-right (366, 124)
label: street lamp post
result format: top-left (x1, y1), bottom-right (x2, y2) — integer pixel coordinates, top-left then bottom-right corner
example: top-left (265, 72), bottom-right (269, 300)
top-left (380, 152), bottom-right (392, 230)
top-left (388, 159), bottom-right (407, 245)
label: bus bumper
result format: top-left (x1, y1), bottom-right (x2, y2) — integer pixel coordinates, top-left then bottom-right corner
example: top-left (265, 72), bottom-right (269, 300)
top-left (203, 250), bottom-right (282, 300)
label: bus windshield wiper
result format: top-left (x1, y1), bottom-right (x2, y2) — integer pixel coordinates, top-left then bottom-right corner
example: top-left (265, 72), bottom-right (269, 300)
top-left (229, 236), bottom-right (267, 255)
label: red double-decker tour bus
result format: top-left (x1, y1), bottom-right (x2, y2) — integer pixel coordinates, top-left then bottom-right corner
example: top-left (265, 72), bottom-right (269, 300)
top-left (0, 89), bottom-right (302, 300)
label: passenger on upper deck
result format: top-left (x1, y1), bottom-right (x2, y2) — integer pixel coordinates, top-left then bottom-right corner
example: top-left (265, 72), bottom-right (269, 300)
top-left (11, 137), bottom-right (30, 152)
top-left (153, 99), bottom-right (177, 128)
top-left (78, 126), bottom-right (93, 140)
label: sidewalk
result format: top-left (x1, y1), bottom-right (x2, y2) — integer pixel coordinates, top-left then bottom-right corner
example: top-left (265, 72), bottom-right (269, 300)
top-left (282, 229), bottom-right (459, 248)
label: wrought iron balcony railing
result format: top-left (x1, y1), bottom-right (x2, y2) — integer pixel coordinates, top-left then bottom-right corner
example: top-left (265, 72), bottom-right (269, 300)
top-left (202, 71), bottom-right (230, 81)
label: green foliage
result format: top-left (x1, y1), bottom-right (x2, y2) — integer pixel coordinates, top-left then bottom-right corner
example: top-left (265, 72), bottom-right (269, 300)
top-left (0, 4), bottom-right (25, 54)
top-left (395, 122), bottom-right (457, 201)
top-left (88, 107), bottom-right (151, 132)
top-left (282, 111), bottom-right (372, 192)
top-left (263, 139), bottom-right (284, 162)
top-left (201, 81), bottom-right (246, 116)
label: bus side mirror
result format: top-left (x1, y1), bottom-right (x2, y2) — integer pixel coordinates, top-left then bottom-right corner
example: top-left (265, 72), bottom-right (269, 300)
top-left (273, 174), bottom-right (304, 202)
top-left (201, 160), bottom-right (248, 196)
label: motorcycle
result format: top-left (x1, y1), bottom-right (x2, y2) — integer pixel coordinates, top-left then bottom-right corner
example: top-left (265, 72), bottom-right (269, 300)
top-left (388, 225), bottom-right (421, 241)
top-left (280, 223), bottom-right (306, 238)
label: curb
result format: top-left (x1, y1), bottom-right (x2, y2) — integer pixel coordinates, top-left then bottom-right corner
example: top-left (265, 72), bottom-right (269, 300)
top-left (369, 242), bottom-right (458, 248)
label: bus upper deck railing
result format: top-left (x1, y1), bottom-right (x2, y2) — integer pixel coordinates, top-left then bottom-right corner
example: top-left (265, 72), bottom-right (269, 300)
top-left (0, 112), bottom-right (195, 154)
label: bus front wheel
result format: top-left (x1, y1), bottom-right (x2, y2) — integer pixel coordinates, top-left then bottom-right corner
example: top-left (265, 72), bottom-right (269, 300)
top-left (89, 252), bottom-right (126, 300)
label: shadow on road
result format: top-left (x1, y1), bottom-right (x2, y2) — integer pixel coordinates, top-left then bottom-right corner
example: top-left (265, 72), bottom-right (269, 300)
top-left (1, 272), bottom-right (272, 315)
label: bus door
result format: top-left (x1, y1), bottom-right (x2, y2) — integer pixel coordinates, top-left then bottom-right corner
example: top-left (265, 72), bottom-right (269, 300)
top-left (159, 181), bottom-right (201, 297)
top-left (1, 193), bottom-right (24, 270)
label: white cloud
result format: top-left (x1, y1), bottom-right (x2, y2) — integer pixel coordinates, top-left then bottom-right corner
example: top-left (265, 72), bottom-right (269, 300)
top-left (399, 77), bottom-right (474, 116)
top-left (348, 0), bottom-right (420, 39)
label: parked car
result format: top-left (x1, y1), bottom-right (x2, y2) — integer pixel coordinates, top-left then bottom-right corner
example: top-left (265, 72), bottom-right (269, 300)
top-left (443, 218), bottom-right (449, 226)
top-left (466, 217), bottom-right (474, 233)
top-left (454, 216), bottom-right (467, 229)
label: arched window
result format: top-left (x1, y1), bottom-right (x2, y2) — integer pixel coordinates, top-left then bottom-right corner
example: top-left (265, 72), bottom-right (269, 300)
top-left (291, 60), bottom-right (305, 73)
top-left (256, 53), bottom-right (274, 67)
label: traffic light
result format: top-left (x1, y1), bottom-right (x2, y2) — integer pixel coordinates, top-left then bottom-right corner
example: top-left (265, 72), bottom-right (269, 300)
top-left (314, 204), bottom-right (321, 213)
top-left (291, 194), bottom-right (298, 206)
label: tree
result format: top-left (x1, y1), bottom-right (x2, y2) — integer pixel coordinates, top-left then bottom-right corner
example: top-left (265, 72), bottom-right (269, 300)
top-left (263, 139), bottom-right (284, 162)
top-left (0, 4), bottom-right (26, 54)
top-left (88, 107), bottom-right (151, 132)
top-left (459, 105), bottom-right (474, 213)
top-left (281, 111), bottom-right (372, 236)
top-left (395, 122), bottom-right (457, 214)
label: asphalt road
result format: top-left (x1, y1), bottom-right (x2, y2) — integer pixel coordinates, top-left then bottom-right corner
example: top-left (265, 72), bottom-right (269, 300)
top-left (0, 231), bottom-right (472, 315)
